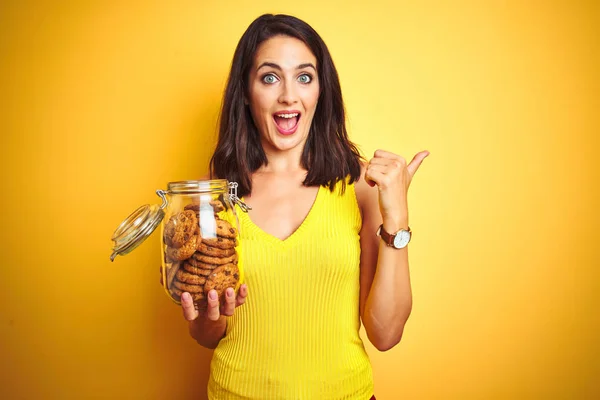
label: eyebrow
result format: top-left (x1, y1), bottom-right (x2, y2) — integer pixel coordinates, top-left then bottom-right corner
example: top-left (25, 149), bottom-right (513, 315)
top-left (257, 62), bottom-right (317, 72)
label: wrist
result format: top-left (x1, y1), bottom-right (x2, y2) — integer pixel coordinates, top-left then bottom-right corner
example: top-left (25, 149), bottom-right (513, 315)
top-left (377, 222), bottom-right (412, 249)
top-left (382, 217), bottom-right (408, 233)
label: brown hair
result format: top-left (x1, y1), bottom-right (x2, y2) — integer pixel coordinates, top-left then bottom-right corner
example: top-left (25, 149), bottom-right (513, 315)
top-left (210, 14), bottom-right (362, 197)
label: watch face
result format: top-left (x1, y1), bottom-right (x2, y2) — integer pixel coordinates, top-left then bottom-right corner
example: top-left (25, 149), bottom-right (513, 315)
top-left (393, 230), bottom-right (411, 248)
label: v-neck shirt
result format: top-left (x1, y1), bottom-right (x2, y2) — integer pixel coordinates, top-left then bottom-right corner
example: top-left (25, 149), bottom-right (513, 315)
top-left (207, 179), bottom-right (374, 399)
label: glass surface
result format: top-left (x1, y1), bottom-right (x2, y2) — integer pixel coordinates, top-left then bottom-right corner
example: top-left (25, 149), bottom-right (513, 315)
top-left (159, 181), bottom-right (243, 308)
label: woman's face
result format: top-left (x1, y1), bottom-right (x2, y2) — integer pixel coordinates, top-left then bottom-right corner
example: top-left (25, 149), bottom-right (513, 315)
top-left (247, 35), bottom-right (320, 155)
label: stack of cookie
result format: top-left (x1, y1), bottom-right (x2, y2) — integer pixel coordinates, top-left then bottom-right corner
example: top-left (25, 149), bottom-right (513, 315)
top-left (162, 200), bottom-right (240, 305)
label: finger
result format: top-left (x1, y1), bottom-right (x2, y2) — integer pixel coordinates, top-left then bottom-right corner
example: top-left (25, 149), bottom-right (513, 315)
top-left (365, 169), bottom-right (391, 189)
top-left (366, 164), bottom-right (389, 174)
top-left (407, 150), bottom-right (430, 177)
top-left (205, 290), bottom-right (221, 321)
top-left (365, 167), bottom-right (378, 187)
top-left (236, 284), bottom-right (248, 307)
top-left (368, 157), bottom-right (397, 166)
top-left (221, 287), bottom-right (236, 316)
top-left (365, 175), bottom-right (376, 187)
top-left (181, 292), bottom-right (199, 321)
top-left (374, 149), bottom-right (403, 161)
top-left (365, 163), bottom-right (391, 187)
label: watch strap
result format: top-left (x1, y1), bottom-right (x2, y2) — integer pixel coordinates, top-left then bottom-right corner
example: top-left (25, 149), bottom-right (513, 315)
top-left (378, 224), bottom-right (395, 246)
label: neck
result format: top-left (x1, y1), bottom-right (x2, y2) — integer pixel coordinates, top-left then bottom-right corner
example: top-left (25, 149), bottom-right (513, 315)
top-left (260, 146), bottom-right (306, 174)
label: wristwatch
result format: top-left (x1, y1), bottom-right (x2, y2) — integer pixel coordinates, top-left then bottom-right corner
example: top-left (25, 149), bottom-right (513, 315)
top-left (377, 224), bottom-right (412, 249)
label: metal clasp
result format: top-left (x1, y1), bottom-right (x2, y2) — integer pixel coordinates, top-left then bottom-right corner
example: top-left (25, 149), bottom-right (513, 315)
top-left (156, 190), bottom-right (168, 209)
top-left (228, 182), bottom-right (251, 212)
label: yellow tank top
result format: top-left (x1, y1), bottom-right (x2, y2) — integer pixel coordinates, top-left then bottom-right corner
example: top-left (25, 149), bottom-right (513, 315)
top-left (207, 180), bottom-right (373, 399)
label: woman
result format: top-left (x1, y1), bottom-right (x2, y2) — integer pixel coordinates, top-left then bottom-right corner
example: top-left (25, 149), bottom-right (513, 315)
top-left (180, 14), bottom-right (428, 399)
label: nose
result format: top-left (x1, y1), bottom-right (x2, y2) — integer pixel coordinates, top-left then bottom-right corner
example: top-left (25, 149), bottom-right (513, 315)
top-left (278, 80), bottom-right (298, 105)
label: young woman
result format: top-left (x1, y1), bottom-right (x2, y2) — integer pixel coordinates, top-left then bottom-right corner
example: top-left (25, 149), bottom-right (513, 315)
top-left (180, 14), bottom-right (428, 399)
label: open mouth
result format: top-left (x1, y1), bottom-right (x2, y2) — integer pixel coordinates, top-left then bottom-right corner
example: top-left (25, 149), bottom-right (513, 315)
top-left (273, 111), bottom-right (301, 134)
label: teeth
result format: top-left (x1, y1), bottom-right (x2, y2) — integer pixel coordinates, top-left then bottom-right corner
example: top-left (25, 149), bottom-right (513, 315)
top-left (275, 113), bottom-right (299, 118)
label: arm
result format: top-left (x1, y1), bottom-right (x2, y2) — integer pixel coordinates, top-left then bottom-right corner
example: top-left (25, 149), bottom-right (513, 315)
top-left (356, 150), bottom-right (429, 351)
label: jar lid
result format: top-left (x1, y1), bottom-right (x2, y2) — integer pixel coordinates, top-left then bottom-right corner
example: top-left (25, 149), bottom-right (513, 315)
top-left (167, 179), bottom-right (228, 194)
top-left (110, 203), bottom-right (165, 261)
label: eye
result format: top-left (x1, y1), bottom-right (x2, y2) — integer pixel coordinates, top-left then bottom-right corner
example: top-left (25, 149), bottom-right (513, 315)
top-left (298, 74), bottom-right (312, 84)
top-left (262, 74), bottom-right (279, 84)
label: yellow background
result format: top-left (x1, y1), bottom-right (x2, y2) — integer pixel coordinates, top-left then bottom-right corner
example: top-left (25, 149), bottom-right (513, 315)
top-left (1, 1), bottom-right (598, 399)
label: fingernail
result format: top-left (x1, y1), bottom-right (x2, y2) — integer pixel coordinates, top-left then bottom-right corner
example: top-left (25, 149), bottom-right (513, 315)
top-left (226, 288), bottom-right (234, 297)
top-left (209, 290), bottom-right (217, 300)
top-left (182, 292), bottom-right (190, 301)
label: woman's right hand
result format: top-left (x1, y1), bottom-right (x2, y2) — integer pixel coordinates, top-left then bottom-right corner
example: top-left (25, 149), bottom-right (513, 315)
top-left (181, 284), bottom-right (248, 322)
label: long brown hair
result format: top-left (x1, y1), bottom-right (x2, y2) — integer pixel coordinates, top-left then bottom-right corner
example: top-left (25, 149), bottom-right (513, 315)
top-left (210, 14), bottom-right (362, 197)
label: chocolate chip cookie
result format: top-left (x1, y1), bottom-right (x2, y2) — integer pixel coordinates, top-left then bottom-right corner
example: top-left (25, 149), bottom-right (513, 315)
top-left (192, 252), bottom-right (238, 266)
top-left (215, 220), bottom-right (237, 238)
top-left (171, 288), bottom-right (205, 302)
top-left (185, 199), bottom-right (226, 213)
top-left (175, 269), bottom-right (207, 285)
top-left (196, 242), bottom-right (236, 258)
top-left (166, 235), bottom-right (198, 261)
top-left (201, 236), bottom-right (238, 249)
top-left (183, 261), bottom-right (216, 276)
top-left (164, 210), bottom-right (198, 248)
top-left (165, 262), bottom-right (181, 289)
top-left (204, 264), bottom-right (240, 300)
top-left (173, 280), bottom-right (205, 293)
top-left (185, 257), bottom-right (221, 269)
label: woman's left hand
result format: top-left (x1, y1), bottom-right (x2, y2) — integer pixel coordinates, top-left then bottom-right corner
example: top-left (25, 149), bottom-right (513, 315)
top-left (365, 149), bottom-right (429, 231)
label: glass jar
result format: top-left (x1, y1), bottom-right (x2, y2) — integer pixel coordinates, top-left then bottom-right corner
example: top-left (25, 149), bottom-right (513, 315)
top-left (110, 180), bottom-right (249, 308)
